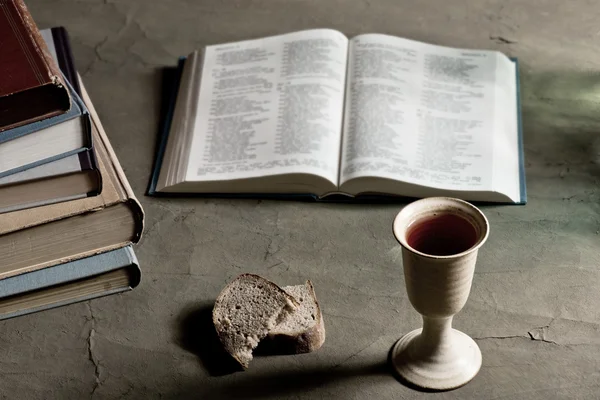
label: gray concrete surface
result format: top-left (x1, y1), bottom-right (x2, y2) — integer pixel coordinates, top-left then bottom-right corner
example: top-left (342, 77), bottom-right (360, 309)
top-left (2, 0), bottom-right (600, 398)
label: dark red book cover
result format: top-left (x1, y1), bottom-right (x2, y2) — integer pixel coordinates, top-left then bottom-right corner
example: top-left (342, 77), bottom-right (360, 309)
top-left (0, 0), bottom-right (71, 132)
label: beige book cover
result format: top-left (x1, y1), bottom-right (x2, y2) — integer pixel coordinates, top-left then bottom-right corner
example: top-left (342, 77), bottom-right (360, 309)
top-left (0, 80), bottom-right (144, 279)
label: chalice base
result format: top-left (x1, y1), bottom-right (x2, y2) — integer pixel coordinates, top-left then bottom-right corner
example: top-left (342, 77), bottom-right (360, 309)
top-left (390, 328), bottom-right (482, 391)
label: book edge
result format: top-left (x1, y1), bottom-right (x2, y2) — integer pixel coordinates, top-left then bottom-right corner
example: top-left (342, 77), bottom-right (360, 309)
top-left (0, 246), bottom-right (137, 293)
top-left (50, 26), bottom-right (82, 96)
top-left (0, 76), bottom-right (87, 145)
top-left (0, 147), bottom-right (88, 179)
top-left (0, 89), bottom-right (143, 243)
top-left (0, 193), bottom-right (87, 214)
top-left (512, 57), bottom-right (527, 205)
top-left (45, 26), bottom-right (102, 196)
top-left (147, 57), bottom-right (187, 195)
top-left (0, 245), bottom-right (141, 320)
top-left (78, 76), bottom-right (146, 240)
top-left (0, 287), bottom-right (131, 321)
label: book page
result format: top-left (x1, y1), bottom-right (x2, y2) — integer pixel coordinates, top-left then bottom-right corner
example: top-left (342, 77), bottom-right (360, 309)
top-left (491, 56), bottom-right (521, 202)
top-left (186, 29), bottom-right (348, 185)
top-left (340, 34), bottom-right (515, 194)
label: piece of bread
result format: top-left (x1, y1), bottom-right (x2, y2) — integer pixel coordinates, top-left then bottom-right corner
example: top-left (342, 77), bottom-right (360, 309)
top-left (266, 280), bottom-right (326, 354)
top-left (212, 273), bottom-right (298, 369)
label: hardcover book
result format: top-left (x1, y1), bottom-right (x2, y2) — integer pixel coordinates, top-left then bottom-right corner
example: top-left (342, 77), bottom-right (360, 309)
top-left (0, 150), bottom-right (97, 186)
top-left (0, 77), bottom-right (93, 178)
top-left (0, 0), bottom-right (71, 131)
top-left (150, 29), bottom-right (526, 204)
top-left (0, 27), bottom-right (102, 213)
top-left (0, 80), bottom-right (144, 280)
top-left (0, 246), bottom-right (141, 320)
top-left (0, 151), bottom-right (101, 214)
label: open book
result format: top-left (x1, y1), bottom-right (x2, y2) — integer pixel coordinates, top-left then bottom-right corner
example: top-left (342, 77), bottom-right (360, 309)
top-left (150, 29), bottom-right (525, 204)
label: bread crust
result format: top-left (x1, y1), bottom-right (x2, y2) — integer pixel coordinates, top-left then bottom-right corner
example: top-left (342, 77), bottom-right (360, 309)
top-left (266, 280), bottom-right (326, 354)
top-left (212, 273), bottom-right (298, 369)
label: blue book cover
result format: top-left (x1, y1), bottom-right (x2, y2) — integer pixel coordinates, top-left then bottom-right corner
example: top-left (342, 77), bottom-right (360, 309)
top-left (0, 77), bottom-right (92, 179)
top-left (147, 58), bottom-right (186, 196)
top-left (512, 58), bottom-right (527, 205)
top-left (0, 246), bottom-right (141, 320)
top-left (148, 56), bottom-right (526, 205)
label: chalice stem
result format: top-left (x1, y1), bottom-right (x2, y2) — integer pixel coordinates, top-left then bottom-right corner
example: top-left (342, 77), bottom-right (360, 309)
top-left (419, 316), bottom-right (453, 354)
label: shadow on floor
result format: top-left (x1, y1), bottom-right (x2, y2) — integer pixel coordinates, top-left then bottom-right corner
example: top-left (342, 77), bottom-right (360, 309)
top-left (173, 303), bottom-right (407, 398)
top-left (211, 362), bottom-right (390, 399)
top-left (176, 302), bottom-right (243, 376)
top-left (164, 361), bottom-right (391, 399)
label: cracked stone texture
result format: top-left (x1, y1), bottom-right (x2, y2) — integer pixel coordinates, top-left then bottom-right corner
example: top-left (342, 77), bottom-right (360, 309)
top-left (1, 0), bottom-right (599, 398)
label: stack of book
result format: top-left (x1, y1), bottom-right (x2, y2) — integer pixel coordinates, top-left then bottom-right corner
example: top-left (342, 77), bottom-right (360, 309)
top-left (0, 0), bottom-right (144, 320)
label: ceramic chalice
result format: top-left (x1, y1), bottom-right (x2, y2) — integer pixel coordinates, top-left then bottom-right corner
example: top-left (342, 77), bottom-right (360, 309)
top-left (390, 197), bottom-right (489, 390)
